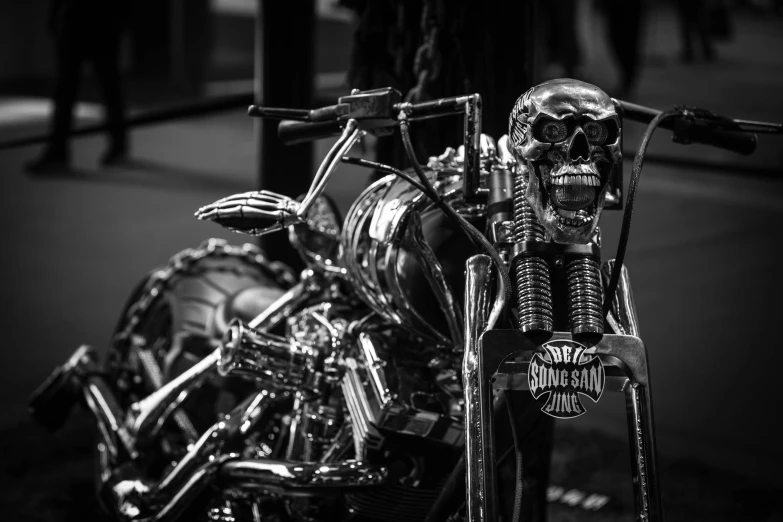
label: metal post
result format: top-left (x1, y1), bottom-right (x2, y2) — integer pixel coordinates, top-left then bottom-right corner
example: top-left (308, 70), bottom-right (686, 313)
top-left (255, 0), bottom-right (315, 271)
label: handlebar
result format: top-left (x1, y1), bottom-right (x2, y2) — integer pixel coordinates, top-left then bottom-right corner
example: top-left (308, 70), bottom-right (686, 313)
top-left (617, 100), bottom-right (758, 155)
top-left (278, 119), bottom-right (343, 145)
top-left (250, 88), bottom-right (775, 159)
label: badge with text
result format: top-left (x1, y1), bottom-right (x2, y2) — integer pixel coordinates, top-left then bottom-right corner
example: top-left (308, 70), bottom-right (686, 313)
top-left (528, 340), bottom-right (605, 419)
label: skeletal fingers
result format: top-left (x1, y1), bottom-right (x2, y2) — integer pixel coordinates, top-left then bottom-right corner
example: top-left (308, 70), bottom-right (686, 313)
top-left (194, 190), bottom-right (301, 235)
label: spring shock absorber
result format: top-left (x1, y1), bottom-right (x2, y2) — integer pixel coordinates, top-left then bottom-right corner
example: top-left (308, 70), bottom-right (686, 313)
top-left (512, 171), bottom-right (553, 336)
top-left (565, 254), bottom-right (604, 336)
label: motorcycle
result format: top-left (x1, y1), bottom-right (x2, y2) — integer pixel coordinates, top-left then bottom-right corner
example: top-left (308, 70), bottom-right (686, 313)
top-left (28, 79), bottom-right (777, 522)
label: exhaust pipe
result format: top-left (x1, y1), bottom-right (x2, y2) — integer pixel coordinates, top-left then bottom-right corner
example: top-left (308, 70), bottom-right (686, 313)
top-left (219, 459), bottom-right (388, 493)
top-left (103, 389), bottom-right (386, 521)
top-left (32, 351), bottom-right (386, 522)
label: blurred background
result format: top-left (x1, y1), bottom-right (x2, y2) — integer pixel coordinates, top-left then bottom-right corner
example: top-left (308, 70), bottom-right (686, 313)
top-left (0, 0), bottom-right (782, 520)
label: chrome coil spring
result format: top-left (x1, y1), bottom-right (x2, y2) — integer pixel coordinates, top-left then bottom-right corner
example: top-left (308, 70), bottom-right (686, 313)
top-left (566, 257), bottom-right (605, 335)
top-left (513, 173), bottom-right (553, 333)
top-left (513, 174), bottom-right (545, 242)
top-left (515, 257), bottom-right (554, 332)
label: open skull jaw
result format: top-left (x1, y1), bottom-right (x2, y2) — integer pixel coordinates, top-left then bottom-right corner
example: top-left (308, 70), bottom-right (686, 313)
top-left (527, 151), bottom-right (612, 244)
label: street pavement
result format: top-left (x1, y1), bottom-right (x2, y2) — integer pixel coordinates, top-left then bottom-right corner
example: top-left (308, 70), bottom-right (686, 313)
top-left (0, 3), bottom-right (782, 514)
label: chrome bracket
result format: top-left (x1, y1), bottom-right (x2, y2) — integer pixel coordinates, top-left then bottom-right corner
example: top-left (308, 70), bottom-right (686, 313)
top-left (480, 330), bottom-right (663, 521)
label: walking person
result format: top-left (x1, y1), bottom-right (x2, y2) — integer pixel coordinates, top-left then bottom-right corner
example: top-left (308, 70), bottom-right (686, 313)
top-left (676, 0), bottom-right (717, 62)
top-left (601, 0), bottom-right (647, 98)
top-left (27, 0), bottom-right (130, 174)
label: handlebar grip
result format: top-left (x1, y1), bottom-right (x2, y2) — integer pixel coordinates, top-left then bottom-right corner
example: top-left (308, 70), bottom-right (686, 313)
top-left (617, 100), bottom-right (758, 156)
top-left (277, 119), bottom-right (343, 145)
top-left (678, 124), bottom-right (757, 156)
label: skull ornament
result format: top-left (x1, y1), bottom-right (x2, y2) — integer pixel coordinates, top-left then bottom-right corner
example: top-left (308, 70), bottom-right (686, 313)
top-left (509, 79), bottom-right (622, 244)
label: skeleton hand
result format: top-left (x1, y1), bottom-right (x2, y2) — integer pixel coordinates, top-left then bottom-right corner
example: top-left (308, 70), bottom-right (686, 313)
top-left (194, 190), bottom-right (302, 236)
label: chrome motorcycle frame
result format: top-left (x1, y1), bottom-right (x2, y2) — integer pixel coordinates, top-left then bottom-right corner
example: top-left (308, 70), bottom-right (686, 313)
top-left (202, 86), bottom-right (666, 521)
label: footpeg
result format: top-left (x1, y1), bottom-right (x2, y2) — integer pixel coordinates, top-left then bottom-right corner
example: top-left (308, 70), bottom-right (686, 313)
top-left (29, 345), bottom-right (97, 432)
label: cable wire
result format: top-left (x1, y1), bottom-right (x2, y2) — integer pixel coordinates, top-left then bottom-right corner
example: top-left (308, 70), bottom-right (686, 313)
top-left (398, 112), bottom-right (512, 328)
top-left (603, 109), bottom-right (681, 317)
top-left (505, 391), bottom-right (524, 522)
top-left (340, 156), bottom-right (430, 195)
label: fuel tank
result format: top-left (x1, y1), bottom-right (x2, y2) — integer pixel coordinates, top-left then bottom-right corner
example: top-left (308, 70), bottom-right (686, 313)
top-left (341, 166), bottom-right (484, 343)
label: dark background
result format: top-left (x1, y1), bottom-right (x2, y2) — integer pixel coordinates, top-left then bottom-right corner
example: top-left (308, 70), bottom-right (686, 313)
top-left (0, 0), bottom-right (782, 519)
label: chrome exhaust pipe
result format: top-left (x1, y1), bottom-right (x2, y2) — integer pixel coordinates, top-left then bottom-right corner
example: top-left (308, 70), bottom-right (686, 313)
top-left (127, 348), bottom-right (219, 444)
top-left (462, 255), bottom-right (495, 522)
top-left (126, 279), bottom-right (316, 444)
top-left (95, 389), bottom-right (386, 521)
top-left (218, 459), bottom-right (387, 494)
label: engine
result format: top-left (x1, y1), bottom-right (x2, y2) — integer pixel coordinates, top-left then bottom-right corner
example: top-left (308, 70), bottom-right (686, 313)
top-left (218, 300), bottom-right (465, 521)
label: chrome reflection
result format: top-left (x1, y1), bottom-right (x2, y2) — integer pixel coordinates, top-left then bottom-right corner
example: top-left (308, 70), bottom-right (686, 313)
top-left (462, 254), bottom-right (493, 522)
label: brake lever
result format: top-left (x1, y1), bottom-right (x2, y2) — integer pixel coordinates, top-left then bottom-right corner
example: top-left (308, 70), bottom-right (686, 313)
top-left (195, 119), bottom-right (362, 235)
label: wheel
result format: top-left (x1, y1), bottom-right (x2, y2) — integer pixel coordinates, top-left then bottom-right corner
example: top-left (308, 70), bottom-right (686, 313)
top-left (106, 242), bottom-right (291, 439)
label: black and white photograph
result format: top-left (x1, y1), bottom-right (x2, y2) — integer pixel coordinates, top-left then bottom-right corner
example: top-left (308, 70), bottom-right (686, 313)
top-left (0, 1), bottom-right (782, 521)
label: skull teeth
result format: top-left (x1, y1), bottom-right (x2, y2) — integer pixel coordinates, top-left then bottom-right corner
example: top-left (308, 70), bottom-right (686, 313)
top-left (550, 174), bottom-right (601, 186)
top-left (553, 207), bottom-right (593, 227)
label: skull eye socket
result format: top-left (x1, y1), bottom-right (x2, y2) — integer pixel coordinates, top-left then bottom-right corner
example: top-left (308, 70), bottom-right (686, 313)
top-left (583, 121), bottom-right (609, 145)
top-left (535, 120), bottom-right (568, 143)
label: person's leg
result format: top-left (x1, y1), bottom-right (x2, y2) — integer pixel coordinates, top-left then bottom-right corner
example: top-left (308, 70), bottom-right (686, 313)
top-left (618, 0), bottom-right (644, 93)
top-left (605, 0), bottom-right (643, 96)
top-left (558, 0), bottom-right (582, 79)
top-left (695, 2), bottom-right (716, 60)
top-left (28, 25), bottom-right (83, 171)
top-left (678, 2), bottom-right (696, 62)
top-left (89, 31), bottom-right (129, 164)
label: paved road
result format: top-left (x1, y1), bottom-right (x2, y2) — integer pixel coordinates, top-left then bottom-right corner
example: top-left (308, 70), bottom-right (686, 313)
top-left (0, 2), bottom-right (782, 507)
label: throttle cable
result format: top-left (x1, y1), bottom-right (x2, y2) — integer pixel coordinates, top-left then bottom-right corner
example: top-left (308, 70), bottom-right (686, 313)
top-left (603, 109), bottom-right (681, 317)
top-left (398, 112), bottom-right (512, 329)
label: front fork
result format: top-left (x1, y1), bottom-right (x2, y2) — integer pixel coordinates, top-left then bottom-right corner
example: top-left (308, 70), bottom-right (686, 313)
top-left (462, 254), bottom-right (662, 522)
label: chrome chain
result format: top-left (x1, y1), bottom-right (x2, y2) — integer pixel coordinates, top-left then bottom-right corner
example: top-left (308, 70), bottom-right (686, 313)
top-left (114, 238), bottom-right (297, 344)
top-left (405, 0), bottom-right (442, 103)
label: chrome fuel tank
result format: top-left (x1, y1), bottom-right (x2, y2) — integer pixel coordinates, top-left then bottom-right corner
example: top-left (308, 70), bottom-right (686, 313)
top-left (341, 156), bottom-right (484, 344)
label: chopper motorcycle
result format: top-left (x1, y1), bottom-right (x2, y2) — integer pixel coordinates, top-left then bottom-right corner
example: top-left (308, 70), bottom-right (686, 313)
top-left (28, 78), bottom-right (775, 522)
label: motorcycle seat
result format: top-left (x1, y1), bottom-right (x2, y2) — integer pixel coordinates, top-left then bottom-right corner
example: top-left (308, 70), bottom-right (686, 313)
top-left (219, 284), bottom-right (287, 332)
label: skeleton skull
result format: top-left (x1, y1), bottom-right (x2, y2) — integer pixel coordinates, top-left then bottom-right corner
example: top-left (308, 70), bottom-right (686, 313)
top-left (508, 79), bottom-right (622, 244)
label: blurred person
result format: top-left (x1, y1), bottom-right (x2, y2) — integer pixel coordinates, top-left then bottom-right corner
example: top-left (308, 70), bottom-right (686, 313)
top-left (676, 0), bottom-right (716, 62)
top-left (27, 0), bottom-right (130, 174)
top-left (601, 0), bottom-right (646, 98)
top-left (542, 0), bottom-right (583, 79)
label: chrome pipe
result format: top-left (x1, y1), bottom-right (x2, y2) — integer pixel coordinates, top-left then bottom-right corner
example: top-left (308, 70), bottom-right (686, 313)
top-left (602, 260), bottom-right (641, 337)
top-left (218, 319), bottom-right (320, 389)
top-left (99, 390), bottom-right (284, 521)
top-left (400, 211), bottom-right (464, 351)
top-left (128, 280), bottom-right (314, 443)
top-left (285, 391), bottom-right (310, 461)
top-left (96, 388), bottom-right (385, 521)
top-left (153, 391), bottom-right (282, 514)
top-left (626, 383), bottom-right (663, 521)
top-left (463, 94), bottom-right (484, 202)
top-left (128, 348), bottom-right (220, 442)
top-left (136, 347), bottom-right (199, 443)
top-left (218, 459), bottom-right (387, 494)
top-left (83, 377), bottom-right (138, 460)
top-left (296, 119), bottom-right (361, 220)
top-left (462, 254), bottom-right (494, 522)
